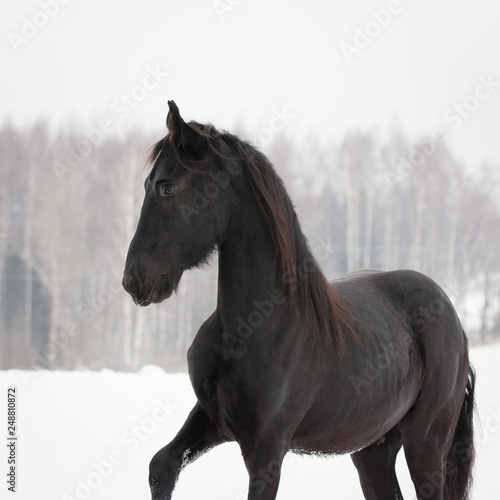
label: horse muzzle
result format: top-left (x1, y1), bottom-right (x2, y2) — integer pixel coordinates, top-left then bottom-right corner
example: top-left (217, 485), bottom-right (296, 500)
top-left (122, 271), bottom-right (173, 306)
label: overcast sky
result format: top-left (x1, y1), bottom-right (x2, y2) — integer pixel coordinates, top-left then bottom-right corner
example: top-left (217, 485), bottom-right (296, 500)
top-left (2, 0), bottom-right (499, 172)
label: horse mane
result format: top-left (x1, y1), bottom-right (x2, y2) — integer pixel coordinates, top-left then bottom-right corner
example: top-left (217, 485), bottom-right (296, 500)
top-left (213, 126), bottom-right (358, 351)
top-left (149, 122), bottom-right (357, 351)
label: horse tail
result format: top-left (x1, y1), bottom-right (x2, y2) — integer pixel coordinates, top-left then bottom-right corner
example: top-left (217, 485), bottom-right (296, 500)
top-left (446, 364), bottom-right (476, 500)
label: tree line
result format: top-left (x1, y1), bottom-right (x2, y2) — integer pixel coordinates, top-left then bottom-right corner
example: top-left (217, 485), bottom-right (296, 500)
top-left (0, 121), bottom-right (499, 371)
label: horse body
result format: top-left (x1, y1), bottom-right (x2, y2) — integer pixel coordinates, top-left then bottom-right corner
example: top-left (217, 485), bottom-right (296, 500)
top-left (188, 268), bottom-right (463, 456)
top-left (123, 101), bottom-right (474, 500)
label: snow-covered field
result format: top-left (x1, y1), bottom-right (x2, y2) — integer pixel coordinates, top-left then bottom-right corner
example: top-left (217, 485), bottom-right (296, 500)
top-left (1, 343), bottom-right (499, 499)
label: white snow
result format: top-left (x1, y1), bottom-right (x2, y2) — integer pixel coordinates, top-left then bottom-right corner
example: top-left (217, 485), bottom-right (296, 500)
top-left (1, 343), bottom-right (499, 499)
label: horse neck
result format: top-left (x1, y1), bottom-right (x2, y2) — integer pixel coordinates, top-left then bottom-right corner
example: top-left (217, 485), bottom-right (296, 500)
top-left (213, 139), bottom-right (325, 349)
top-left (215, 206), bottom-right (332, 359)
top-left (214, 149), bottom-right (295, 336)
top-left (216, 209), bottom-right (281, 324)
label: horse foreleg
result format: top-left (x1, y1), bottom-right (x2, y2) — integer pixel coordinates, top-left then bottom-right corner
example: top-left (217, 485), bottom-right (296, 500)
top-left (149, 402), bottom-right (223, 500)
top-left (241, 436), bottom-right (289, 500)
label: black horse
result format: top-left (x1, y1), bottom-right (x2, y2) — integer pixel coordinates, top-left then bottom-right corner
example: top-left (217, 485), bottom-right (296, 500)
top-left (123, 101), bottom-right (475, 500)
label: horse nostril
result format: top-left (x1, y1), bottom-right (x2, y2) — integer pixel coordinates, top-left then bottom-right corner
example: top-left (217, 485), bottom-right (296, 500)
top-left (123, 274), bottom-right (140, 297)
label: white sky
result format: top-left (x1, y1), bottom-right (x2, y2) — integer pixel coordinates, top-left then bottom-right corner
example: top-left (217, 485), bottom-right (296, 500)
top-left (2, 0), bottom-right (500, 172)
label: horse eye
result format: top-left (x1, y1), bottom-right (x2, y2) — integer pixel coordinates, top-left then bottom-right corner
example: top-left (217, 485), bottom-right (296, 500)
top-left (160, 184), bottom-right (177, 197)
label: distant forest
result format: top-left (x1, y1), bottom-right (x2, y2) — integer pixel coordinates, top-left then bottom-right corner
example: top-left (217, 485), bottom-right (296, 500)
top-left (1, 121), bottom-right (499, 371)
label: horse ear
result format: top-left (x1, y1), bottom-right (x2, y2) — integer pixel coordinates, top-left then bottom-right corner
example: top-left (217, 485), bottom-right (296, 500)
top-left (166, 101), bottom-right (201, 150)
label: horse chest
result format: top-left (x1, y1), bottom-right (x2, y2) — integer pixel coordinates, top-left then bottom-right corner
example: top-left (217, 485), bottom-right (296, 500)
top-left (188, 320), bottom-right (304, 441)
top-left (191, 357), bottom-right (280, 443)
top-left (191, 366), bottom-right (240, 440)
